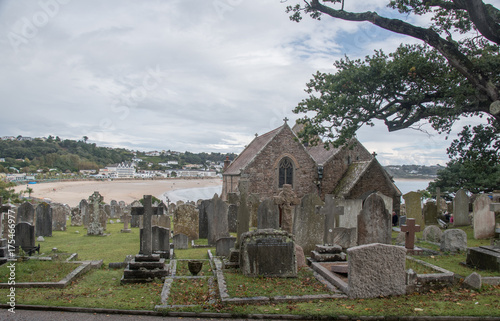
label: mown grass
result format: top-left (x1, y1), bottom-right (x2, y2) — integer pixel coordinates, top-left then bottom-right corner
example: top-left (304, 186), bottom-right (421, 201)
top-left (0, 260), bottom-right (77, 283)
top-left (411, 254), bottom-right (500, 277)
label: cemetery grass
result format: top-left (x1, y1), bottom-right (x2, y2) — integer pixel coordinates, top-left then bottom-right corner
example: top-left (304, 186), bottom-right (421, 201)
top-left (0, 260), bottom-right (77, 283)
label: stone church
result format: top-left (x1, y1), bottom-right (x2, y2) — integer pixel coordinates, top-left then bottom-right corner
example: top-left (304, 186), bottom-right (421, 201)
top-left (221, 119), bottom-right (401, 212)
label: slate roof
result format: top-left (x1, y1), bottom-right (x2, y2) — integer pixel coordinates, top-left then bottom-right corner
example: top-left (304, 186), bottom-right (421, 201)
top-left (306, 143), bottom-right (341, 165)
top-left (223, 125), bottom-right (284, 175)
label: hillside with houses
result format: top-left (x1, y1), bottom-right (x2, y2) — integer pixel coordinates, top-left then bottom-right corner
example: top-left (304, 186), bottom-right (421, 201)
top-left (0, 136), bottom-right (236, 182)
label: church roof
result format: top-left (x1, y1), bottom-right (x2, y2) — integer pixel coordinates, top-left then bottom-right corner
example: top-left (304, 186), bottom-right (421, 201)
top-left (223, 125), bottom-right (284, 175)
top-left (306, 143), bottom-right (341, 165)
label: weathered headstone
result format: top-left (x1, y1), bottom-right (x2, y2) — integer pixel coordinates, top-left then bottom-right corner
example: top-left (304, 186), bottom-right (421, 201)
top-left (357, 193), bottom-right (391, 245)
top-left (257, 198), bottom-right (279, 230)
top-left (473, 194), bottom-right (495, 239)
top-left (240, 229), bottom-right (297, 277)
top-left (399, 215), bottom-right (407, 227)
top-left (172, 233), bottom-right (188, 249)
top-left (440, 229), bottom-right (467, 252)
top-left (247, 193), bottom-right (260, 229)
top-left (453, 189), bottom-right (470, 226)
top-left (216, 236), bottom-right (236, 257)
top-left (15, 222), bottom-right (35, 253)
top-left (79, 199), bottom-right (89, 228)
top-left (236, 180), bottom-right (251, 249)
top-left (319, 194), bottom-right (344, 245)
top-left (87, 191), bottom-right (104, 236)
top-left (331, 227), bottom-right (357, 249)
top-left (121, 206), bottom-right (132, 233)
top-left (293, 193), bottom-right (324, 255)
top-left (173, 203), bottom-right (198, 240)
top-left (423, 201), bottom-right (438, 225)
top-left (16, 202), bottom-right (34, 224)
top-left (71, 207), bottom-right (82, 226)
top-left (422, 225), bottom-right (442, 243)
top-left (207, 193), bottom-right (229, 245)
top-left (274, 184), bottom-right (300, 234)
top-left (132, 195), bottom-right (165, 255)
top-left (347, 243), bottom-right (406, 298)
top-left (51, 203), bottom-right (69, 231)
top-left (130, 200), bottom-right (141, 228)
top-left (401, 218), bottom-right (420, 250)
top-left (198, 199), bottom-right (210, 239)
top-left (35, 202), bottom-right (52, 237)
top-left (140, 226), bottom-right (170, 258)
top-left (403, 191), bottom-right (424, 229)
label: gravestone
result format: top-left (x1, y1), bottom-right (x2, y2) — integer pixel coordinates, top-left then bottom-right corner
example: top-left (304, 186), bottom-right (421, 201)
top-left (172, 233), bottom-right (188, 249)
top-left (15, 222), bottom-right (35, 253)
top-left (293, 193), bottom-right (324, 255)
top-left (473, 194), bottom-right (495, 239)
top-left (239, 229), bottom-right (297, 277)
top-left (110, 200), bottom-right (121, 219)
top-left (51, 203), bottom-right (69, 231)
top-left (173, 203), bottom-right (198, 240)
top-left (399, 215), bottom-right (407, 227)
top-left (423, 201), bottom-right (438, 225)
top-left (357, 193), bottom-right (391, 245)
top-left (35, 202), bottom-right (52, 237)
top-left (453, 189), bottom-right (470, 226)
top-left (71, 207), bottom-right (82, 226)
top-left (122, 195), bottom-right (169, 284)
top-left (347, 243), bottom-right (406, 299)
top-left (422, 225), bottom-right (442, 243)
top-left (87, 191), bottom-right (104, 236)
top-left (121, 206), bottom-right (132, 233)
top-left (401, 218), bottom-right (420, 250)
top-left (103, 204), bottom-right (111, 219)
top-left (247, 193), bottom-right (260, 229)
top-left (207, 193), bottom-right (229, 245)
top-left (198, 199), bottom-right (210, 239)
top-left (79, 199), bottom-right (89, 228)
top-left (331, 227), bottom-right (357, 249)
top-left (319, 195), bottom-right (344, 245)
top-left (130, 200), bottom-right (141, 228)
top-left (140, 226), bottom-right (170, 258)
top-left (403, 191), bottom-right (424, 229)
top-left (216, 237), bottom-right (236, 257)
top-left (227, 204), bottom-right (238, 234)
top-left (257, 198), bottom-right (279, 230)
top-left (440, 229), bottom-right (467, 252)
top-left (16, 202), bottom-right (35, 224)
top-left (236, 180), bottom-right (251, 249)
top-left (337, 199), bottom-right (363, 229)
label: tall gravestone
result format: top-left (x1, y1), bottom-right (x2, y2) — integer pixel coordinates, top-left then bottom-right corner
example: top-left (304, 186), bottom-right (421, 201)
top-left (347, 243), bottom-right (406, 298)
top-left (257, 198), bottom-right (279, 229)
top-left (227, 193), bottom-right (238, 234)
top-left (207, 193), bottom-right (229, 245)
top-left (130, 200), bottom-right (141, 228)
top-left (88, 191), bottom-right (104, 236)
top-left (71, 207), bottom-right (82, 226)
top-left (274, 184), bottom-right (300, 234)
top-left (51, 203), bottom-right (69, 231)
top-left (423, 201), bottom-right (438, 225)
top-left (293, 193), bottom-right (324, 255)
top-left (319, 194), bottom-right (344, 245)
top-left (35, 202), bottom-right (52, 237)
top-left (357, 193), bottom-right (391, 245)
top-left (453, 189), bottom-right (470, 226)
top-left (236, 180), bottom-right (250, 249)
top-left (16, 202), bottom-right (35, 224)
top-left (15, 222), bottom-right (35, 253)
top-left (403, 191), bottom-right (424, 229)
top-left (198, 199), bottom-right (210, 239)
top-left (473, 194), bottom-right (495, 239)
top-left (247, 193), bottom-right (260, 229)
top-left (80, 199), bottom-right (89, 228)
top-left (173, 203), bottom-right (198, 240)
top-left (140, 226), bottom-right (170, 258)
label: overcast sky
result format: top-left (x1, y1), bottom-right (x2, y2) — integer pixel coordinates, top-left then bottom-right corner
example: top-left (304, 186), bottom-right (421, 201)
top-left (1, 1), bottom-right (497, 166)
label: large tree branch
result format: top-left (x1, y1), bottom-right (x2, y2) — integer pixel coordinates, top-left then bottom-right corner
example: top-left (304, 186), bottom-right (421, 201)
top-left (463, 0), bottom-right (500, 45)
top-left (308, 0), bottom-right (499, 107)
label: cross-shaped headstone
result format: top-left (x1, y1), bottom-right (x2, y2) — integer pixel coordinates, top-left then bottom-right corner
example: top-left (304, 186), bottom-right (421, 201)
top-left (131, 195), bottom-right (165, 256)
top-left (401, 218), bottom-right (420, 250)
top-left (317, 194), bottom-right (344, 244)
top-left (274, 184), bottom-right (300, 234)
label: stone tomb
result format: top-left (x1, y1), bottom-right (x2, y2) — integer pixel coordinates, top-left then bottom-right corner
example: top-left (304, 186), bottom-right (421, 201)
top-left (347, 243), bottom-right (406, 299)
top-left (239, 229), bottom-right (297, 278)
top-left (311, 244), bottom-right (346, 262)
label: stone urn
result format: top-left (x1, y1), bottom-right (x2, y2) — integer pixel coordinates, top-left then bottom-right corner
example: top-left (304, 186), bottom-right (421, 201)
top-left (188, 260), bottom-right (203, 276)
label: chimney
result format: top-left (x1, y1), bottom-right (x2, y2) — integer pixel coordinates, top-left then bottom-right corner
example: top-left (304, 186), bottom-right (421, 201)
top-left (223, 156), bottom-right (231, 172)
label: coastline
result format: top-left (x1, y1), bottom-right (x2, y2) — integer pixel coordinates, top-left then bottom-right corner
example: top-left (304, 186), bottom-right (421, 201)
top-left (13, 178), bottom-right (223, 207)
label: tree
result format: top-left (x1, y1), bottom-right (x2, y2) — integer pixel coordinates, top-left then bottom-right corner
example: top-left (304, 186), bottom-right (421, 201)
top-left (286, 1), bottom-right (500, 148)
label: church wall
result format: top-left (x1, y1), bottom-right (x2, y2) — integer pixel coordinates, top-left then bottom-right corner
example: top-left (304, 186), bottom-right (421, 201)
top-left (243, 127), bottom-right (318, 200)
top-left (221, 175), bottom-right (240, 201)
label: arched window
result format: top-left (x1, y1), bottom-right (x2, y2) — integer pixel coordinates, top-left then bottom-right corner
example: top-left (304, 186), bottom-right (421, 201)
top-left (278, 157), bottom-right (293, 188)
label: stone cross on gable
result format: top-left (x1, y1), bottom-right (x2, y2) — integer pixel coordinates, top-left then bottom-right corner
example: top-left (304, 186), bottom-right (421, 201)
top-left (131, 195), bottom-right (165, 256)
top-left (401, 218), bottom-right (420, 250)
top-left (283, 117), bottom-right (289, 124)
top-left (274, 184), bottom-right (300, 234)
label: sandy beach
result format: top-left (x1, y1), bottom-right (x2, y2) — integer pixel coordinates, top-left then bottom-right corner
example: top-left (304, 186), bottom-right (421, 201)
top-left (14, 178), bottom-right (222, 207)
